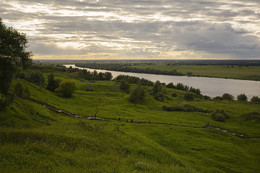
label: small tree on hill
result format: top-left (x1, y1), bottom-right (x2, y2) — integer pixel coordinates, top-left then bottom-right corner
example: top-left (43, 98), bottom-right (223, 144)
top-left (120, 80), bottom-right (130, 92)
top-left (55, 81), bottom-right (76, 98)
top-left (46, 73), bottom-right (60, 92)
top-left (129, 85), bottom-right (145, 103)
top-left (27, 71), bottom-right (45, 88)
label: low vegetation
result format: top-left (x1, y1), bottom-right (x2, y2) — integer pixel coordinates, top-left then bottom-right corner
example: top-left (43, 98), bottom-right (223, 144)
top-left (211, 110), bottom-right (229, 122)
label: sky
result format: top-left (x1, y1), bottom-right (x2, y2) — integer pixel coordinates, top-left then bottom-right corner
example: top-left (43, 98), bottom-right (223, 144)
top-left (1, 0), bottom-right (260, 60)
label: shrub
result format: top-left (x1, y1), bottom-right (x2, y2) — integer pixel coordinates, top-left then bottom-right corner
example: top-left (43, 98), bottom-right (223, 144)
top-left (55, 81), bottom-right (76, 98)
top-left (120, 80), bottom-right (130, 92)
top-left (250, 96), bottom-right (260, 103)
top-left (184, 93), bottom-right (194, 101)
top-left (27, 71), bottom-right (45, 87)
top-left (154, 92), bottom-right (164, 102)
top-left (171, 93), bottom-right (177, 97)
top-left (14, 80), bottom-right (24, 97)
top-left (166, 82), bottom-right (175, 89)
top-left (129, 85), bottom-right (145, 103)
top-left (222, 93), bottom-right (234, 101)
top-left (162, 104), bottom-right (210, 113)
top-left (14, 80), bottom-right (30, 97)
top-left (237, 94), bottom-right (247, 102)
top-left (0, 93), bottom-right (15, 110)
top-left (211, 110), bottom-right (229, 122)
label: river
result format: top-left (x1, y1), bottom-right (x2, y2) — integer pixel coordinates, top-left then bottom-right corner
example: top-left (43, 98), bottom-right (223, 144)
top-left (64, 64), bottom-right (260, 99)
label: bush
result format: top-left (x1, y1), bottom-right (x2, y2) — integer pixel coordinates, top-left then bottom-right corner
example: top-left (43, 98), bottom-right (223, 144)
top-left (222, 93), bottom-right (234, 101)
top-left (237, 94), bottom-right (247, 102)
top-left (162, 104), bottom-right (210, 113)
top-left (55, 81), bottom-right (76, 98)
top-left (211, 110), bottom-right (229, 122)
top-left (14, 80), bottom-right (30, 97)
top-left (171, 93), bottom-right (177, 97)
top-left (0, 93), bottom-right (15, 110)
top-left (184, 93), bottom-right (194, 101)
top-left (154, 92), bottom-right (164, 102)
top-left (166, 82), bottom-right (175, 89)
top-left (27, 71), bottom-right (45, 87)
top-left (129, 85), bottom-right (145, 103)
top-left (14, 80), bottom-right (24, 97)
top-left (250, 96), bottom-right (260, 103)
top-left (120, 80), bottom-right (130, 92)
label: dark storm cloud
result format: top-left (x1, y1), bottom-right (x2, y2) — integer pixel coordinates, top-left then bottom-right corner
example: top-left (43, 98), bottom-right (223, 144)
top-left (1, 0), bottom-right (260, 59)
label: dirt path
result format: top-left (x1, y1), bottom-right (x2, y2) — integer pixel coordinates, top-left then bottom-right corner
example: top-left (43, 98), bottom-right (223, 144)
top-left (20, 96), bottom-right (259, 139)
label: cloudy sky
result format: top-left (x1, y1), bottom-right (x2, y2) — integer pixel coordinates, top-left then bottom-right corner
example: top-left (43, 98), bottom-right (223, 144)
top-left (1, 0), bottom-right (260, 60)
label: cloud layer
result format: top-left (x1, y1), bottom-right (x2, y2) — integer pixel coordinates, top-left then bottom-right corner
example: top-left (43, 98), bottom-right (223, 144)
top-left (1, 0), bottom-right (260, 59)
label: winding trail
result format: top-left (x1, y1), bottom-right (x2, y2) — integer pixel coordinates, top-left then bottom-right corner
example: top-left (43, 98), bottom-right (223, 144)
top-left (20, 96), bottom-right (259, 139)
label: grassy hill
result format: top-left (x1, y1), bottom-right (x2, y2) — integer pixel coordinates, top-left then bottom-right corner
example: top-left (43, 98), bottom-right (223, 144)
top-left (0, 66), bottom-right (260, 172)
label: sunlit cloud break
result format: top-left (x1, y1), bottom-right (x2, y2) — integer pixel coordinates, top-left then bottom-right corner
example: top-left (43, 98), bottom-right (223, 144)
top-left (1, 0), bottom-right (260, 59)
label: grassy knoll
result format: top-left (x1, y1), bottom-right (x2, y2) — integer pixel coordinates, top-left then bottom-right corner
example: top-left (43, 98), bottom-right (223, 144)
top-left (0, 66), bottom-right (260, 172)
top-left (130, 64), bottom-right (260, 81)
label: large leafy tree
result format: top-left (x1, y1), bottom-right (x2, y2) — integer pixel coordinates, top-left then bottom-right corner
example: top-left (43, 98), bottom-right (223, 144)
top-left (0, 18), bottom-right (32, 107)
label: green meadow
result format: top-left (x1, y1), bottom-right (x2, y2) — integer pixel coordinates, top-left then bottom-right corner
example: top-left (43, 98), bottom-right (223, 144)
top-left (0, 66), bottom-right (260, 172)
top-left (130, 64), bottom-right (260, 81)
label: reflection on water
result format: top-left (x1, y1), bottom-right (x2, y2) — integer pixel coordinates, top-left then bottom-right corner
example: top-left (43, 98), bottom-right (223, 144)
top-left (64, 64), bottom-right (260, 99)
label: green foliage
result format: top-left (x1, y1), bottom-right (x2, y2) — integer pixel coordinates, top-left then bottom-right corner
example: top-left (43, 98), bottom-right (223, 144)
top-left (241, 112), bottom-right (260, 120)
top-left (171, 93), bottom-right (177, 97)
top-left (55, 81), bottom-right (76, 97)
top-left (154, 92), bottom-right (164, 102)
top-left (250, 96), bottom-right (260, 103)
top-left (163, 104), bottom-right (210, 113)
top-left (14, 80), bottom-right (24, 97)
top-left (0, 58), bottom-right (16, 96)
top-left (153, 81), bottom-right (165, 102)
top-left (0, 18), bottom-right (32, 103)
top-left (237, 94), bottom-right (247, 102)
top-left (26, 71), bottom-right (45, 87)
top-left (222, 93), bottom-right (234, 101)
top-left (78, 69), bottom-right (112, 81)
top-left (14, 80), bottom-right (30, 98)
top-left (129, 85), bottom-right (145, 103)
top-left (115, 75), bottom-right (153, 86)
top-left (46, 73), bottom-right (60, 92)
top-left (184, 93), bottom-right (194, 101)
top-left (120, 80), bottom-right (130, 92)
top-left (0, 93), bottom-right (15, 110)
top-left (211, 110), bottom-right (229, 122)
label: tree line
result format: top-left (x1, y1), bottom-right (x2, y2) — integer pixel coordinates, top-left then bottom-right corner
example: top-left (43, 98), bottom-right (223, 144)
top-left (75, 63), bottom-right (183, 76)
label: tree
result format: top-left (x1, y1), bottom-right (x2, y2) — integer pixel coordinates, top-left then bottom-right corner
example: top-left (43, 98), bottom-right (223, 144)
top-left (222, 93), bottom-right (234, 101)
top-left (0, 18), bottom-right (32, 107)
top-left (120, 80), bottom-right (130, 92)
top-left (237, 93), bottom-right (247, 102)
top-left (55, 81), bottom-right (76, 98)
top-left (129, 85), bottom-right (145, 103)
top-left (250, 96), bottom-right (260, 103)
top-left (153, 81), bottom-right (163, 95)
top-left (27, 71), bottom-right (45, 88)
top-left (46, 73), bottom-right (60, 92)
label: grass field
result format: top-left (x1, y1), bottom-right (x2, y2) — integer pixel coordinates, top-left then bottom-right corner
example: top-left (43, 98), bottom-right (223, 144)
top-left (130, 64), bottom-right (260, 81)
top-left (0, 67), bottom-right (260, 172)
